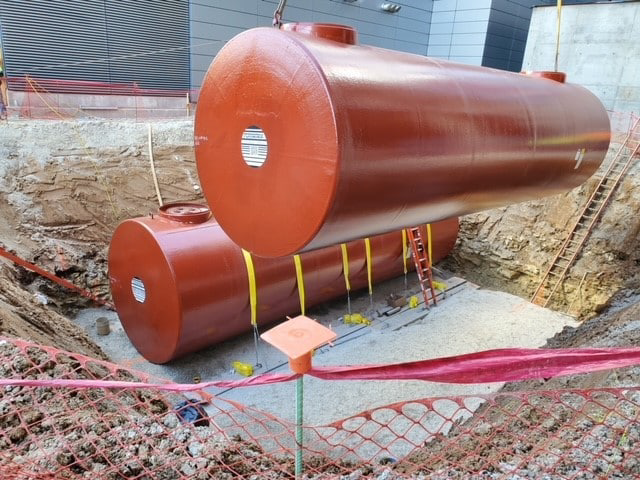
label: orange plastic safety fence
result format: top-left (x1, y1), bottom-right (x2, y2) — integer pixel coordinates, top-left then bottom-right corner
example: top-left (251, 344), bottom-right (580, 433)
top-left (1, 336), bottom-right (640, 479)
top-left (8, 76), bottom-right (195, 122)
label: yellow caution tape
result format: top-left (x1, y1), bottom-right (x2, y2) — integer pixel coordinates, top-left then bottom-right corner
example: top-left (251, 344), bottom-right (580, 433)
top-left (401, 229), bottom-right (408, 275)
top-left (293, 254), bottom-right (305, 315)
top-left (241, 249), bottom-right (258, 326)
top-left (340, 243), bottom-right (351, 291)
top-left (364, 238), bottom-right (373, 295)
top-left (427, 223), bottom-right (433, 267)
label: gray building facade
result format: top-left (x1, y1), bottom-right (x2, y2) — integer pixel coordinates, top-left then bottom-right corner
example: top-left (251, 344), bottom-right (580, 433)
top-left (190, 0), bottom-right (541, 91)
top-left (189, 0), bottom-right (434, 92)
top-left (1, 0), bottom-right (569, 94)
top-left (0, 0), bottom-right (190, 90)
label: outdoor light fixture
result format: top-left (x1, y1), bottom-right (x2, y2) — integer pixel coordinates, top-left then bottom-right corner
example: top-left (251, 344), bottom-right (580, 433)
top-left (380, 3), bottom-right (401, 12)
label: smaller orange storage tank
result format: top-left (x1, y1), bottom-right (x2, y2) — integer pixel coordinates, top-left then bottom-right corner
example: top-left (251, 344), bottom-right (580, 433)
top-left (108, 203), bottom-right (459, 363)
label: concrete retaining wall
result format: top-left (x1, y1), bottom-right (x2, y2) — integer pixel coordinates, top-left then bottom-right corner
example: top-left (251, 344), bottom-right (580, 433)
top-left (523, 2), bottom-right (640, 117)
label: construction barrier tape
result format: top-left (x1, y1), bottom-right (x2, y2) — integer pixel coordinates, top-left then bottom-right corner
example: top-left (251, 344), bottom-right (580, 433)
top-left (7, 347), bottom-right (640, 391)
top-left (309, 347), bottom-right (640, 384)
top-left (241, 249), bottom-right (258, 326)
top-left (364, 238), bottom-right (373, 295)
top-left (0, 245), bottom-right (114, 309)
top-left (426, 223), bottom-right (433, 267)
top-left (340, 243), bottom-right (351, 292)
top-left (401, 230), bottom-right (408, 275)
top-left (293, 254), bottom-right (305, 315)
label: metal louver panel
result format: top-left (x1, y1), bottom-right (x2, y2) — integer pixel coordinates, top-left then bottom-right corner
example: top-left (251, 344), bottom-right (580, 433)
top-left (104, 0), bottom-right (190, 90)
top-left (0, 0), bottom-right (189, 91)
top-left (0, 1), bottom-right (110, 82)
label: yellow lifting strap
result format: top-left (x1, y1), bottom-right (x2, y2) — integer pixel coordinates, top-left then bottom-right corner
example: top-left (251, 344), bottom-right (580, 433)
top-left (426, 223), bottom-right (433, 267)
top-left (293, 254), bottom-right (306, 315)
top-left (364, 238), bottom-right (373, 295)
top-left (340, 243), bottom-right (351, 292)
top-left (242, 249), bottom-right (258, 326)
top-left (401, 229), bottom-right (408, 275)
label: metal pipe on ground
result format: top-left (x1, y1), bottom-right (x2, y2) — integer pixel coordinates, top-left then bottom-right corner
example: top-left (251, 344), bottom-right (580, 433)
top-left (108, 203), bottom-right (459, 363)
top-left (194, 22), bottom-right (611, 257)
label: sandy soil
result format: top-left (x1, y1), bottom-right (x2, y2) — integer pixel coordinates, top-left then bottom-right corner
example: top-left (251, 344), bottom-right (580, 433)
top-left (0, 264), bottom-right (106, 359)
top-left (0, 120), bottom-right (201, 355)
top-left (0, 120), bottom-right (201, 314)
top-left (445, 151), bottom-right (640, 317)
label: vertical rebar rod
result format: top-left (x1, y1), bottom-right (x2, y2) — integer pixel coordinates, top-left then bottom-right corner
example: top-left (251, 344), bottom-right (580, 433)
top-left (295, 375), bottom-right (304, 478)
top-left (252, 325), bottom-right (262, 368)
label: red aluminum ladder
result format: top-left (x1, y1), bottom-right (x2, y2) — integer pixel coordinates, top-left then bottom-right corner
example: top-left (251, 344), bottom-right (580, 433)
top-left (407, 226), bottom-right (438, 307)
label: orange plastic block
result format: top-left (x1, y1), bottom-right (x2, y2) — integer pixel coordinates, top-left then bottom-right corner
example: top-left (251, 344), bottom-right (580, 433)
top-left (261, 315), bottom-right (336, 373)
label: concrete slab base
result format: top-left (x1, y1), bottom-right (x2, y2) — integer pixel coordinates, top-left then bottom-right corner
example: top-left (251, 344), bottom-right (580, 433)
top-left (74, 272), bottom-right (577, 426)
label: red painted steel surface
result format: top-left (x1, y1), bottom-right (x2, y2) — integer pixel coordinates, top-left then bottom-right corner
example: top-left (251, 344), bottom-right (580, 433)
top-left (108, 204), bottom-right (458, 363)
top-left (194, 23), bottom-right (611, 257)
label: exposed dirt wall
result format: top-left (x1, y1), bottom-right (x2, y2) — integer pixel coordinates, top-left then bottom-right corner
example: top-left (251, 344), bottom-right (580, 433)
top-left (0, 264), bottom-right (106, 359)
top-left (0, 120), bottom-right (201, 312)
top-left (0, 120), bottom-right (201, 353)
top-left (443, 152), bottom-right (640, 317)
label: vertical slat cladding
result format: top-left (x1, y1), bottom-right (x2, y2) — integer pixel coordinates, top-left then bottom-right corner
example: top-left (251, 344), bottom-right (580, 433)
top-left (0, 0), bottom-right (189, 91)
top-left (104, 0), bottom-right (190, 90)
top-left (0, 0), bottom-right (110, 82)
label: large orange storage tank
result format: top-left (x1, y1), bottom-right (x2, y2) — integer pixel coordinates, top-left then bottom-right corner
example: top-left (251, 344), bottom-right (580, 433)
top-left (195, 23), bottom-right (610, 258)
top-left (108, 203), bottom-right (459, 363)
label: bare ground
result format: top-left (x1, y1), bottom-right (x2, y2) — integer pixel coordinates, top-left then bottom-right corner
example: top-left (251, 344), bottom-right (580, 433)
top-left (0, 120), bottom-right (201, 353)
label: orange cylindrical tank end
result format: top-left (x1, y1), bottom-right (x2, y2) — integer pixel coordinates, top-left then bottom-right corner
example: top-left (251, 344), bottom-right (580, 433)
top-left (289, 352), bottom-right (313, 374)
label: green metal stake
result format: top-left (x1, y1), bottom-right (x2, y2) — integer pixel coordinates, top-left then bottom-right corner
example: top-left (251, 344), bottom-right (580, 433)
top-left (295, 375), bottom-right (304, 478)
top-left (260, 317), bottom-right (335, 479)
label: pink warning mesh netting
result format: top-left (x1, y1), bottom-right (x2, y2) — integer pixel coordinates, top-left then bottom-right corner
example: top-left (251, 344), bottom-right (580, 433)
top-left (1, 336), bottom-right (639, 479)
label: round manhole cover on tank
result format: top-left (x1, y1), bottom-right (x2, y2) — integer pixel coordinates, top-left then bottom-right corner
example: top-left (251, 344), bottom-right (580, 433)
top-left (158, 202), bottom-right (211, 224)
